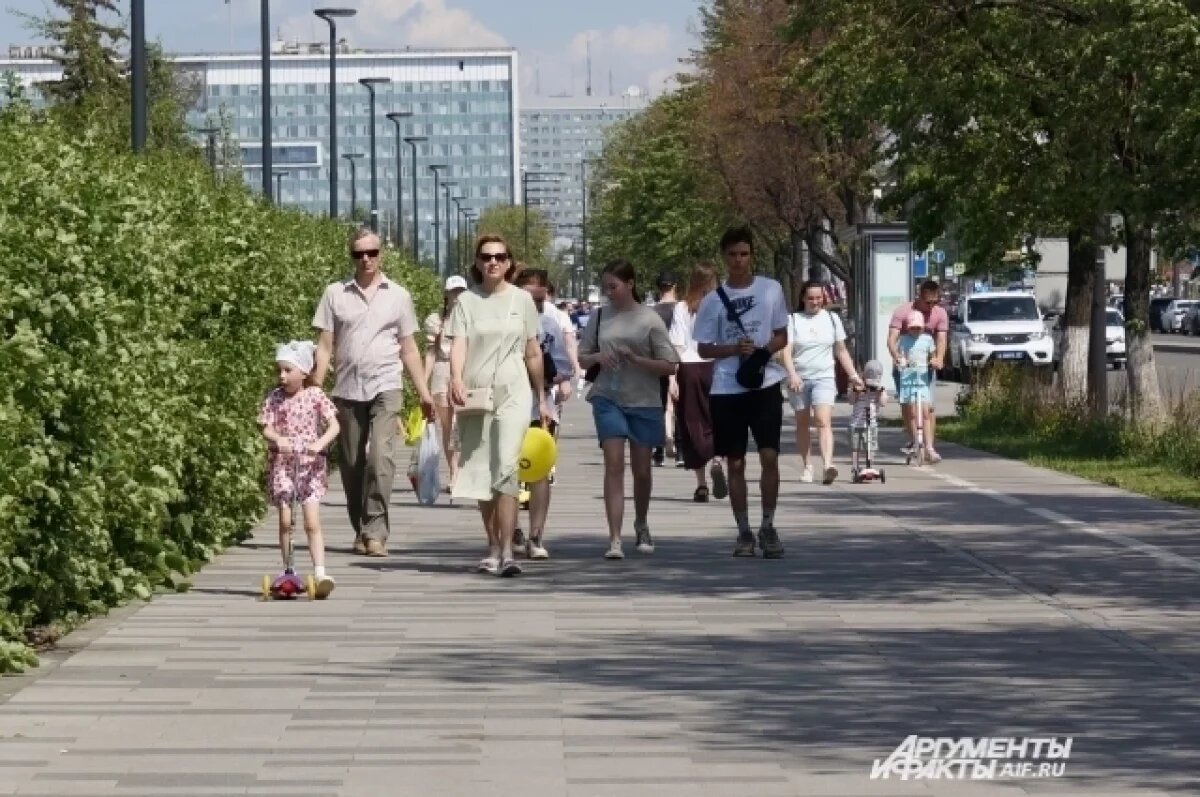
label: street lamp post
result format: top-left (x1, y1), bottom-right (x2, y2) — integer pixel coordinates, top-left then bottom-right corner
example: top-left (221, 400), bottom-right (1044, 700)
top-left (131, 0), bottom-right (146, 153)
top-left (273, 170), bottom-right (287, 202)
top-left (461, 210), bottom-right (477, 272)
top-left (314, 8), bottom-right (357, 218)
top-left (386, 111), bottom-right (413, 251)
top-left (343, 153), bottom-right (363, 220)
top-left (260, 0), bottom-right (272, 202)
top-left (194, 126), bottom-right (220, 179)
top-left (359, 77), bottom-right (392, 232)
top-left (441, 182), bottom-right (458, 275)
top-left (451, 198), bottom-right (465, 271)
top-left (521, 170), bottom-right (565, 257)
top-left (404, 137), bottom-right (428, 264)
top-left (428, 164), bottom-right (448, 276)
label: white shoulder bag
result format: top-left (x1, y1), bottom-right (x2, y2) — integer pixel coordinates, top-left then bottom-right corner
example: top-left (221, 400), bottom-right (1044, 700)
top-left (458, 290), bottom-right (520, 417)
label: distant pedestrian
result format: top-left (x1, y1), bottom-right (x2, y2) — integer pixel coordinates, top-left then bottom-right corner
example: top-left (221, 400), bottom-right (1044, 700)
top-left (780, 280), bottom-right (864, 485)
top-left (651, 271), bottom-right (680, 467)
top-left (447, 236), bottom-right (550, 577)
top-left (896, 311), bottom-right (936, 458)
top-left (311, 228), bottom-right (434, 558)
top-left (578, 260), bottom-right (680, 559)
top-left (423, 275), bottom-right (469, 493)
top-left (887, 279), bottom-right (947, 463)
top-left (694, 227), bottom-right (790, 558)
top-left (668, 262), bottom-right (727, 502)
top-left (259, 341), bottom-right (340, 598)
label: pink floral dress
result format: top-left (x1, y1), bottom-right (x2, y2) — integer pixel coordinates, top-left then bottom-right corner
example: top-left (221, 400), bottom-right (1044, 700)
top-left (257, 386), bottom-right (338, 506)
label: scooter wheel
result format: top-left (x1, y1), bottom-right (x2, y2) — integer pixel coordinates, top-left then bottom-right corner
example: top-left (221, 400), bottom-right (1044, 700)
top-left (305, 574), bottom-right (317, 600)
top-left (261, 575), bottom-right (272, 599)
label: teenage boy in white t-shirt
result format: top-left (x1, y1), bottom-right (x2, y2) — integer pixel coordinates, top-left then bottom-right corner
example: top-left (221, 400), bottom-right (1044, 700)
top-left (693, 227), bottom-right (790, 558)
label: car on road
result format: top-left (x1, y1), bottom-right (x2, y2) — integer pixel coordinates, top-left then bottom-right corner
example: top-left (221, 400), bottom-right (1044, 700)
top-left (949, 291), bottom-right (1054, 380)
top-left (1047, 308), bottom-right (1126, 369)
top-left (1149, 296), bottom-right (1176, 332)
top-left (1182, 303), bottom-right (1200, 336)
top-left (1162, 299), bottom-right (1198, 333)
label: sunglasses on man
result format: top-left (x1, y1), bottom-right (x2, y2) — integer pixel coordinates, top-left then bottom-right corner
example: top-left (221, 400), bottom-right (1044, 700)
top-left (351, 249), bottom-right (380, 260)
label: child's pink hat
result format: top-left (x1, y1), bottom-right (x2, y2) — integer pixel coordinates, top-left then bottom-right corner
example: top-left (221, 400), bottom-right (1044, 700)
top-left (906, 310), bottom-right (926, 329)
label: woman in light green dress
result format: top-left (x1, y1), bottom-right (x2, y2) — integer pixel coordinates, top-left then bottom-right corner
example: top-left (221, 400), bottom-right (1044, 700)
top-left (447, 236), bottom-right (550, 577)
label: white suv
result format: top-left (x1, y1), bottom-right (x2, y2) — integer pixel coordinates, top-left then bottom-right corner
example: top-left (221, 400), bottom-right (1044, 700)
top-left (949, 291), bottom-right (1054, 379)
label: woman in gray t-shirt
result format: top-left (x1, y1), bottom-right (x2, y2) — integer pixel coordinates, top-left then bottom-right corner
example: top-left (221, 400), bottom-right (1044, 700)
top-left (578, 260), bottom-right (679, 560)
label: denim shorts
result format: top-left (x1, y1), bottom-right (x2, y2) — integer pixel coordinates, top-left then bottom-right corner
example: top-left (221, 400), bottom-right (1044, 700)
top-left (787, 377), bottom-right (838, 412)
top-left (591, 396), bottom-right (666, 448)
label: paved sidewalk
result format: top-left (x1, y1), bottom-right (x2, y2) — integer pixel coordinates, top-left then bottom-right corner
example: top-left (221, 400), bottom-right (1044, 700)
top-left (2, 398), bottom-right (1200, 796)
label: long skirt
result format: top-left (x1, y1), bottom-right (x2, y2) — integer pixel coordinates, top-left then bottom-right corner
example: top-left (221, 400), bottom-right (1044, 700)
top-left (674, 361), bottom-right (715, 471)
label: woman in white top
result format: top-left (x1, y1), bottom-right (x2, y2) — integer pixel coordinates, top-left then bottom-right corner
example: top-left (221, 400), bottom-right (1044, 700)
top-left (781, 280), bottom-right (863, 485)
top-left (668, 263), bottom-right (728, 503)
top-left (423, 276), bottom-right (468, 492)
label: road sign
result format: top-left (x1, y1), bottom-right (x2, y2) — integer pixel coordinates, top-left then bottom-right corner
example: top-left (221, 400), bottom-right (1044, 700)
top-left (953, 261), bottom-right (967, 276)
top-left (932, 250), bottom-right (946, 264)
top-left (944, 266), bottom-right (954, 279)
top-left (913, 255), bottom-right (928, 278)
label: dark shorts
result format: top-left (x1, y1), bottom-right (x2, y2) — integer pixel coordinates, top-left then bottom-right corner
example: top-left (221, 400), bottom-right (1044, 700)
top-left (591, 396), bottom-right (666, 449)
top-left (710, 386), bottom-right (784, 459)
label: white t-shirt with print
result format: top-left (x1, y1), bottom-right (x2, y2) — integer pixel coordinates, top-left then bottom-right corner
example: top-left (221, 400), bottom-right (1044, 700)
top-left (529, 306), bottom-right (572, 422)
top-left (693, 276), bottom-right (789, 395)
top-left (788, 309), bottom-right (845, 382)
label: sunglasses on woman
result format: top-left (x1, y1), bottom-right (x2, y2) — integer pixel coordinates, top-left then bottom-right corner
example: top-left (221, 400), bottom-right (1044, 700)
top-left (479, 252), bottom-right (510, 263)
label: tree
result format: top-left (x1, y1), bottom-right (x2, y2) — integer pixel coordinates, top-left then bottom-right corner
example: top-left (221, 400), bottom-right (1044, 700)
top-left (588, 87), bottom-right (736, 288)
top-left (32, 0), bottom-right (124, 107)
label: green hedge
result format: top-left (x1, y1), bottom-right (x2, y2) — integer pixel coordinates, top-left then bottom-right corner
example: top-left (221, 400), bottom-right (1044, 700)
top-left (0, 104), bottom-right (439, 672)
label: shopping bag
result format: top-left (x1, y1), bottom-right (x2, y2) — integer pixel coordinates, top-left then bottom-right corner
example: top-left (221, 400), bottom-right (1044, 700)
top-left (402, 405), bottom-right (426, 446)
top-left (416, 424), bottom-right (442, 506)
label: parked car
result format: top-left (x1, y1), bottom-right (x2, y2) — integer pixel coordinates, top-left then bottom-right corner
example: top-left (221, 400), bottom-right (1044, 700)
top-left (949, 291), bottom-right (1054, 381)
top-left (1149, 296), bottom-right (1176, 332)
top-left (1182, 303), bottom-right (1200, 336)
top-left (1047, 308), bottom-right (1127, 370)
top-left (1162, 299), bottom-right (1198, 333)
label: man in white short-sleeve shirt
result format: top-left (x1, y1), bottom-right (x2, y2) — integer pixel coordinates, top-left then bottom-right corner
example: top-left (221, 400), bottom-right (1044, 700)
top-left (311, 229), bottom-right (434, 558)
top-left (693, 227), bottom-right (789, 559)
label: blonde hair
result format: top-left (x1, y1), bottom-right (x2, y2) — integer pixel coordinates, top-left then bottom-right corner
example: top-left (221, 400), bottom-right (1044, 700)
top-left (685, 262), bottom-right (718, 315)
top-left (347, 227), bottom-right (378, 249)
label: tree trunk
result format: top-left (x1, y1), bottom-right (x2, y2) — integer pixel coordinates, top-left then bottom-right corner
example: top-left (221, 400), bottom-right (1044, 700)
top-left (1060, 227), bottom-right (1093, 407)
top-left (1124, 221), bottom-right (1163, 423)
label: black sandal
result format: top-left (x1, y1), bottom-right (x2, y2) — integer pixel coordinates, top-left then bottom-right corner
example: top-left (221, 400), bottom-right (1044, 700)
top-left (693, 485), bottom-right (710, 503)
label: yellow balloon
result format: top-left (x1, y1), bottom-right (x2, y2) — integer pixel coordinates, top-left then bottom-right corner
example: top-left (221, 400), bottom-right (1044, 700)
top-left (518, 426), bottom-right (558, 482)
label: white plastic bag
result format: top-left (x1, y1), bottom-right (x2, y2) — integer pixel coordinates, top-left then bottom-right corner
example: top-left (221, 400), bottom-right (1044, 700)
top-left (416, 423), bottom-right (442, 506)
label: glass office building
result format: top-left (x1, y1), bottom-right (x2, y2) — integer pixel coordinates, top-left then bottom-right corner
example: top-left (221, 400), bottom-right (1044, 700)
top-left (1, 43), bottom-right (520, 267)
top-left (519, 91), bottom-right (647, 239)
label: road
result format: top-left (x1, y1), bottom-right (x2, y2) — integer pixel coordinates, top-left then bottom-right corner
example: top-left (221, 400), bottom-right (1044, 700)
top-left (2, 399), bottom-right (1199, 795)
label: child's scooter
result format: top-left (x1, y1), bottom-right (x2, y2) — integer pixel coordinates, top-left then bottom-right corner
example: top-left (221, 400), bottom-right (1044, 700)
top-left (903, 363), bottom-right (929, 468)
top-left (850, 388), bottom-right (886, 484)
top-left (261, 450), bottom-right (324, 600)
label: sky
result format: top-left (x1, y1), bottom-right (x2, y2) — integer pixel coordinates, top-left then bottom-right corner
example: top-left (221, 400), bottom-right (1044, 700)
top-left (0, 0), bottom-right (703, 97)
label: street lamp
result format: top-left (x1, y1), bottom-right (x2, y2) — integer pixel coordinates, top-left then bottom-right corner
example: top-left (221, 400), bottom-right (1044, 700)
top-left (273, 170), bottom-right (288, 202)
top-left (404, 137), bottom-right (428, 264)
top-left (386, 111), bottom-right (413, 251)
top-left (521, 170), bottom-right (565, 256)
top-left (441, 182), bottom-right (458, 275)
top-left (359, 77), bottom-right (392, 232)
top-left (314, 8), bottom-right (357, 218)
top-left (343, 153), bottom-right (364, 220)
top-left (460, 209), bottom-right (478, 273)
top-left (194, 126), bottom-right (220, 179)
top-left (131, 0), bottom-right (146, 153)
top-left (451, 198), bottom-right (466, 271)
top-left (260, 0), bottom-right (272, 202)
top-left (428, 164), bottom-right (448, 276)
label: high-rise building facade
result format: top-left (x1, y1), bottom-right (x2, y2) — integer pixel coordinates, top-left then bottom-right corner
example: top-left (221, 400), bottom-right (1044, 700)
top-left (1, 43), bottom-right (520, 268)
top-left (519, 91), bottom-right (648, 241)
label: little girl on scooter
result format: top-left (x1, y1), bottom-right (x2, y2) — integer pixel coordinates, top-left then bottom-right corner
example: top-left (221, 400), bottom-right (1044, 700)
top-left (257, 340), bottom-right (340, 598)
top-left (896, 312), bottom-right (936, 465)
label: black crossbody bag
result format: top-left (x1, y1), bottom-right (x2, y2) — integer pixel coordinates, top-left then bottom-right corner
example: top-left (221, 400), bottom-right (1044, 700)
top-left (715, 286), bottom-right (771, 390)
